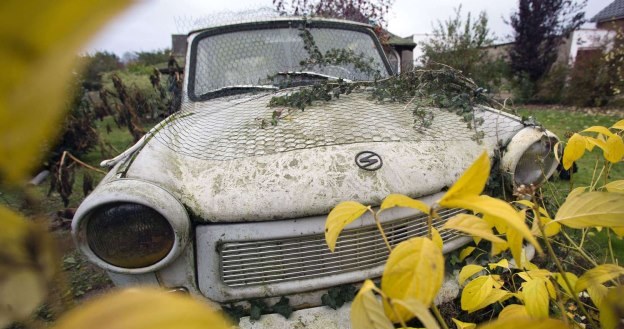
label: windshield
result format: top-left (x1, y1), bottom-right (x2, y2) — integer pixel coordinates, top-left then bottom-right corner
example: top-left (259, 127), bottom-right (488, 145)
top-left (189, 22), bottom-right (391, 100)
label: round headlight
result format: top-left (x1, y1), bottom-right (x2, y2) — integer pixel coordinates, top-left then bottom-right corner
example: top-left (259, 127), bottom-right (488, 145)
top-left (514, 136), bottom-right (558, 186)
top-left (86, 203), bottom-right (174, 269)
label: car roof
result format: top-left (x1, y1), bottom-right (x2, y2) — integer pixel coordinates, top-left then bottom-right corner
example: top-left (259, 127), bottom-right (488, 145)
top-left (187, 16), bottom-right (373, 36)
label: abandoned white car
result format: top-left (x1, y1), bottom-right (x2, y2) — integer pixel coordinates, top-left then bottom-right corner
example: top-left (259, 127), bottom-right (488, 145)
top-left (72, 17), bottom-right (559, 327)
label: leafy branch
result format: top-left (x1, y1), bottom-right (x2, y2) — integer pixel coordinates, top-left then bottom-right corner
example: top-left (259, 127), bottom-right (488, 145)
top-left (267, 64), bottom-right (493, 141)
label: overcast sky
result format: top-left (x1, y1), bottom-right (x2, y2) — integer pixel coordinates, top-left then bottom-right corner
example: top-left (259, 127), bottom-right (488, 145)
top-left (86, 0), bottom-right (615, 56)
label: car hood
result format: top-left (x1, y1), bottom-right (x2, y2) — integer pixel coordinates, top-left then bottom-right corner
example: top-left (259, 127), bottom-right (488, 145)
top-left (124, 89), bottom-right (524, 222)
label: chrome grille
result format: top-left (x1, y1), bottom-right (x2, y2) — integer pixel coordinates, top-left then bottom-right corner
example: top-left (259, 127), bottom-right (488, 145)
top-left (219, 208), bottom-right (465, 287)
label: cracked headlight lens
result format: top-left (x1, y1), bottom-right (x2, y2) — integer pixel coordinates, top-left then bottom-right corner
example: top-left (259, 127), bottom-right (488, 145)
top-left (514, 136), bottom-right (558, 186)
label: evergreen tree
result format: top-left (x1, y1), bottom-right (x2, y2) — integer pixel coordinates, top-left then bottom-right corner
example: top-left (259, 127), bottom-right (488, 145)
top-left (508, 0), bottom-right (585, 100)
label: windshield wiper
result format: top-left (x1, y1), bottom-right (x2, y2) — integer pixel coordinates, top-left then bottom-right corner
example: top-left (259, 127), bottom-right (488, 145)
top-left (275, 71), bottom-right (352, 82)
top-left (210, 85), bottom-right (279, 93)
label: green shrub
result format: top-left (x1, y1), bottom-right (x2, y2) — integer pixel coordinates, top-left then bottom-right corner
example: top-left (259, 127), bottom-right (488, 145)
top-left (563, 50), bottom-right (612, 107)
top-left (534, 64), bottom-right (568, 104)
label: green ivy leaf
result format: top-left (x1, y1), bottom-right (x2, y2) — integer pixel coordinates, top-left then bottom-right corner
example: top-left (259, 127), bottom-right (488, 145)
top-left (249, 300), bottom-right (268, 321)
top-left (272, 297), bottom-right (293, 319)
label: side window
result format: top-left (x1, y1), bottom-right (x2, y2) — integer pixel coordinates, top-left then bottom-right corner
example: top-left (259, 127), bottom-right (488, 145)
top-left (384, 48), bottom-right (399, 75)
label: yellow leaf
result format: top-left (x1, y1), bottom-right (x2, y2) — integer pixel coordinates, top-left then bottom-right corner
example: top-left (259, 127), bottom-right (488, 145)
top-left (611, 227), bottom-right (624, 237)
top-left (506, 224), bottom-right (525, 268)
top-left (529, 212), bottom-right (561, 238)
top-left (439, 151), bottom-right (490, 203)
top-left (555, 192), bottom-right (624, 229)
top-left (582, 126), bottom-right (616, 138)
top-left (491, 240), bottom-right (508, 256)
top-left (459, 246), bottom-right (476, 262)
top-left (587, 284), bottom-right (609, 309)
top-left (461, 275), bottom-right (500, 312)
top-left (521, 260), bottom-right (539, 271)
top-left (0, 0), bottom-right (130, 182)
top-left (471, 289), bottom-right (510, 313)
top-left (478, 317), bottom-right (567, 329)
top-left (585, 136), bottom-right (606, 152)
top-left (325, 201), bottom-right (368, 252)
top-left (612, 119), bottom-right (624, 130)
top-left (522, 278), bottom-right (550, 318)
top-left (488, 259), bottom-right (509, 271)
top-left (380, 194), bottom-right (430, 214)
top-left (451, 318), bottom-right (476, 329)
top-left (382, 238), bottom-right (444, 321)
top-left (459, 265), bottom-right (485, 285)
top-left (599, 286), bottom-right (624, 329)
top-left (604, 135), bottom-right (624, 163)
top-left (392, 299), bottom-right (440, 329)
top-left (442, 214), bottom-right (505, 244)
top-left (351, 280), bottom-right (394, 329)
top-left (563, 133), bottom-right (586, 170)
top-left (0, 269), bottom-right (47, 327)
top-left (553, 272), bottom-right (578, 298)
top-left (440, 195), bottom-right (541, 256)
top-left (517, 269), bottom-right (552, 281)
top-left (0, 206), bottom-right (57, 326)
top-left (568, 186), bottom-right (588, 199)
top-left (498, 304), bottom-right (529, 320)
top-left (584, 137), bottom-right (597, 151)
top-left (514, 200), bottom-right (551, 219)
top-left (603, 180), bottom-right (624, 193)
top-left (491, 274), bottom-right (505, 289)
top-left (484, 214), bottom-right (507, 234)
top-left (575, 264), bottom-right (624, 293)
top-left (53, 288), bottom-right (231, 329)
top-left (431, 227), bottom-right (443, 250)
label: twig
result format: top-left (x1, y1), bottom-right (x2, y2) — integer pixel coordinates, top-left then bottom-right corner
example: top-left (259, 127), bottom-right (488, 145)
top-left (371, 209), bottom-right (392, 252)
top-left (431, 304), bottom-right (449, 329)
top-left (62, 151), bottom-right (107, 175)
top-left (534, 198), bottom-right (598, 328)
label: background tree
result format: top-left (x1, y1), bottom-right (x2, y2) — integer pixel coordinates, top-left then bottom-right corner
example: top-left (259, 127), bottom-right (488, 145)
top-left (508, 0), bottom-right (586, 101)
top-left (79, 51), bottom-right (123, 90)
top-left (420, 6), bottom-right (505, 90)
top-left (604, 26), bottom-right (624, 100)
top-left (134, 49), bottom-right (171, 66)
top-left (273, 0), bottom-right (393, 26)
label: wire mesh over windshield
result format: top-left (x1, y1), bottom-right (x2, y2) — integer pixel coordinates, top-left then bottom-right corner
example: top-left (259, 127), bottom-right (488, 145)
top-left (190, 23), bottom-right (390, 99)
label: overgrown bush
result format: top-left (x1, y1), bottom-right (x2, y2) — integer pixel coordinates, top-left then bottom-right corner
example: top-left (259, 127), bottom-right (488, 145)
top-left (534, 64), bottom-right (568, 104)
top-left (526, 26), bottom-right (624, 107)
top-left (78, 51), bottom-right (123, 91)
top-left (508, 0), bottom-right (585, 101)
top-left (563, 49), bottom-right (612, 107)
top-left (48, 78), bottom-right (99, 163)
top-left (509, 72), bottom-right (536, 104)
top-left (420, 6), bottom-right (507, 92)
top-left (604, 26), bottom-right (624, 99)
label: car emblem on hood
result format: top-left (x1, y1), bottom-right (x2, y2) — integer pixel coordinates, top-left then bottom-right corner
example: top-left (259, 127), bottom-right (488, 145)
top-left (355, 151), bottom-right (383, 171)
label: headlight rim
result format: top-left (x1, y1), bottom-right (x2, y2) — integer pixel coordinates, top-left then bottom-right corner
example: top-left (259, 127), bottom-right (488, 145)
top-left (72, 179), bottom-right (190, 274)
top-left (501, 127), bottom-right (560, 188)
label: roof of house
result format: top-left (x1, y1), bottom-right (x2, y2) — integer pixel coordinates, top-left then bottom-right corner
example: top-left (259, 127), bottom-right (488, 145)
top-left (591, 0), bottom-right (624, 23)
top-left (386, 32), bottom-right (416, 48)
